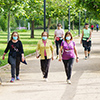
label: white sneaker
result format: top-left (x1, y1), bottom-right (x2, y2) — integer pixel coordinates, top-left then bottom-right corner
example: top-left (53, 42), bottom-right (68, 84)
top-left (43, 78), bottom-right (48, 82)
top-left (67, 80), bottom-right (71, 84)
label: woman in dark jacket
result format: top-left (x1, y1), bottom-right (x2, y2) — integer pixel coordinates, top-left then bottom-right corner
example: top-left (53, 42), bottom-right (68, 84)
top-left (2, 32), bottom-right (24, 82)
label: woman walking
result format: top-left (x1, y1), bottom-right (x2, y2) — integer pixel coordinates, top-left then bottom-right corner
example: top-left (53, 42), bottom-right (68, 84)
top-left (2, 32), bottom-right (24, 82)
top-left (54, 23), bottom-right (64, 59)
top-left (36, 32), bottom-right (54, 81)
top-left (59, 31), bottom-right (79, 84)
top-left (80, 23), bottom-right (92, 60)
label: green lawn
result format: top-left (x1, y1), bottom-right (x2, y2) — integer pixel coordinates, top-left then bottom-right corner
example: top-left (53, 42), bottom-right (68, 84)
top-left (0, 29), bottom-right (79, 67)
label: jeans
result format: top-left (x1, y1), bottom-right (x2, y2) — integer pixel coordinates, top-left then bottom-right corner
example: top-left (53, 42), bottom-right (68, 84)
top-left (55, 40), bottom-right (63, 55)
top-left (63, 58), bottom-right (74, 80)
top-left (40, 56), bottom-right (51, 78)
top-left (9, 56), bottom-right (20, 78)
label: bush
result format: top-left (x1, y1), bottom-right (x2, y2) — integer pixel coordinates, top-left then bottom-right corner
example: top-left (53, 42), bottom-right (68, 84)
top-left (11, 29), bottom-right (28, 32)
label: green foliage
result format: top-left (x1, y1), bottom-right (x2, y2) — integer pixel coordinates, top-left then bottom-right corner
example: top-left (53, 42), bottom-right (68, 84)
top-left (0, 15), bottom-right (7, 31)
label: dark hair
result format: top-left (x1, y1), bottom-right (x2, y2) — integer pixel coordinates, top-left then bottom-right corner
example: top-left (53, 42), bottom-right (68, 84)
top-left (85, 23), bottom-right (89, 25)
top-left (64, 31), bottom-right (73, 41)
top-left (41, 32), bottom-right (49, 37)
top-left (57, 23), bottom-right (62, 27)
top-left (10, 32), bottom-right (20, 40)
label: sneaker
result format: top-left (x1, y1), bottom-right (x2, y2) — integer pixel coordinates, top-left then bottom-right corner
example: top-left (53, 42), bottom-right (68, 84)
top-left (56, 55), bottom-right (59, 59)
top-left (10, 78), bottom-right (15, 82)
top-left (85, 56), bottom-right (87, 60)
top-left (16, 76), bottom-right (20, 80)
top-left (88, 54), bottom-right (90, 58)
top-left (43, 78), bottom-right (48, 82)
top-left (67, 80), bottom-right (71, 84)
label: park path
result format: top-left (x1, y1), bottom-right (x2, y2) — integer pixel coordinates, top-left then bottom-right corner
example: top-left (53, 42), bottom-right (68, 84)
top-left (0, 31), bottom-right (100, 100)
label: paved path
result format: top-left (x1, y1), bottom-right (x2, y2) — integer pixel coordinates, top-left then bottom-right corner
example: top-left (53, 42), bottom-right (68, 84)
top-left (0, 31), bottom-right (100, 100)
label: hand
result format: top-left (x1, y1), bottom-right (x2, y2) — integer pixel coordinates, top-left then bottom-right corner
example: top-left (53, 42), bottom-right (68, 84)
top-left (22, 57), bottom-right (24, 62)
top-left (2, 55), bottom-right (5, 60)
top-left (52, 57), bottom-right (54, 60)
top-left (76, 58), bottom-right (79, 63)
top-left (87, 39), bottom-right (89, 42)
top-left (59, 58), bottom-right (62, 61)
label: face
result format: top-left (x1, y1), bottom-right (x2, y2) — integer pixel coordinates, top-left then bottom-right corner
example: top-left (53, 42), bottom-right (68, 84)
top-left (66, 34), bottom-right (70, 38)
top-left (57, 26), bottom-right (61, 29)
top-left (42, 32), bottom-right (47, 37)
top-left (42, 32), bottom-right (48, 40)
top-left (66, 34), bottom-right (71, 40)
top-left (13, 33), bottom-right (18, 37)
top-left (12, 33), bottom-right (18, 40)
top-left (85, 25), bottom-right (89, 29)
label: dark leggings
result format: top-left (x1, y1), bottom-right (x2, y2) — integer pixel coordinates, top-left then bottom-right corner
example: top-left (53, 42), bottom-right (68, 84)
top-left (40, 56), bottom-right (51, 78)
top-left (63, 58), bottom-right (74, 80)
top-left (55, 40), bottom-right (63, 55)
top-left (82, 40), bottom-right (91, 52)
top-left (9, 56), bottom-right (20, 78)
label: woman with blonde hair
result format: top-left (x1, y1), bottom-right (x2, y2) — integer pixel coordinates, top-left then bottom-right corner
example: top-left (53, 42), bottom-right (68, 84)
top-left (2, 32), bottom-right (24, 82)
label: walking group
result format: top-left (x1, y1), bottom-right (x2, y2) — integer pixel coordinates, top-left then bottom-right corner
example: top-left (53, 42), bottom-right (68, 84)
top-left (2, 23), bottom-right (92, 84)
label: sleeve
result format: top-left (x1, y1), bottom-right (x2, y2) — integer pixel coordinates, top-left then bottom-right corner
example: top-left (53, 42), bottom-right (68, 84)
top-left (62, 29), bottom-right (65, 35)
top-left (36, 41), bottom-right (40, 50)
top-left (4, 41), bottom-right (10, 53)
top-left (73, 41), bottom-right (75, 47)
top-left (20, 41), bottom-right (24, 54)
top-left (61, 41), bottom-right (64, 46)
top-left (50, 41), bottom-right (54, 51)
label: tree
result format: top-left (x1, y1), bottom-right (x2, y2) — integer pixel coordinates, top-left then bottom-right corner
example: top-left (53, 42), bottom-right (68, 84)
top-left (0, 0), bottom-right (27, 42)
top-left (24, 0), bottom-right (43, 38)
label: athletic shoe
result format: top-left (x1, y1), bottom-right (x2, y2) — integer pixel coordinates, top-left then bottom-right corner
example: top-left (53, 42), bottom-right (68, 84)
top-left (43, 78), bottom-right (48, 82)
top-left (85, 56), bottom-right (87, 60)
top-left (56, 55), bottom-right (59, 59)
top-left (16, 76), bottom-right (20, 80)
top-left (67, 80), bottom-right (71, 84)
top-left (88, 54), bottom-right (90, 58)
top-left (10, 78), bottom-right (15, 82)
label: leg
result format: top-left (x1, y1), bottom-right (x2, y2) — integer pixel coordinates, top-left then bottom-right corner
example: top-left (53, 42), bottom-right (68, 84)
top-left (55, 40), bottom-right (59, 55)
top-left (44, 57), bottom-right (51, 78)
top-left (9, 56), bottom-right (16, 78)
top-left (16, 57), bottom-right (20, 77)
top-left (83, 40), bottom-right (88, 59)
top-left (62, 60), bottom-right (69, 79)
top-left (87, 41), bottom-right (91, 57)
top-left (67, 58), bottom-right (74, 80)
top-left (40, 59), bottom-right (46, 76)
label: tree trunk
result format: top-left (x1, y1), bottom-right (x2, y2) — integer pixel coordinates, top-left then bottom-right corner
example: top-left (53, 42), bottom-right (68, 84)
top-left (62, 19), bottom-right (65, 29)
top-left (7, 10), bottom-right (10, 42)
top-left (31, 20), bottom-right (34, 38)
top-left (47, 18), bottom-right (51, 34)
top-left (72, 20), bottom-right (74, 30)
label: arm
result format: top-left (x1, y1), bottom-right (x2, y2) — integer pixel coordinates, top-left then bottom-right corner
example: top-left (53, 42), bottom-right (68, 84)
top-left (59, 46), bottom-right (63, 61)
top-left (20, 41), bottom-right (24, 62)
top-left (50, 41), bottom-right (54, 60)
top-left (36, 41), bottom-right (40, 58)
top-left (80, 30), bottom-right (84, 44)
top-left (87, 30), bottom-right (92, 42)
top-left (62, 29), bottom-right (65, 39)
top-left (74, 46), bottom-right (79, 63)
top-left (2, 42), bottom-right (10, 60)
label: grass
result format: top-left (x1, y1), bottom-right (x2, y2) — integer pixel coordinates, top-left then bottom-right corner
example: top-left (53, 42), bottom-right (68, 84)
top-left (0, 29), bottom-right (79, 67)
